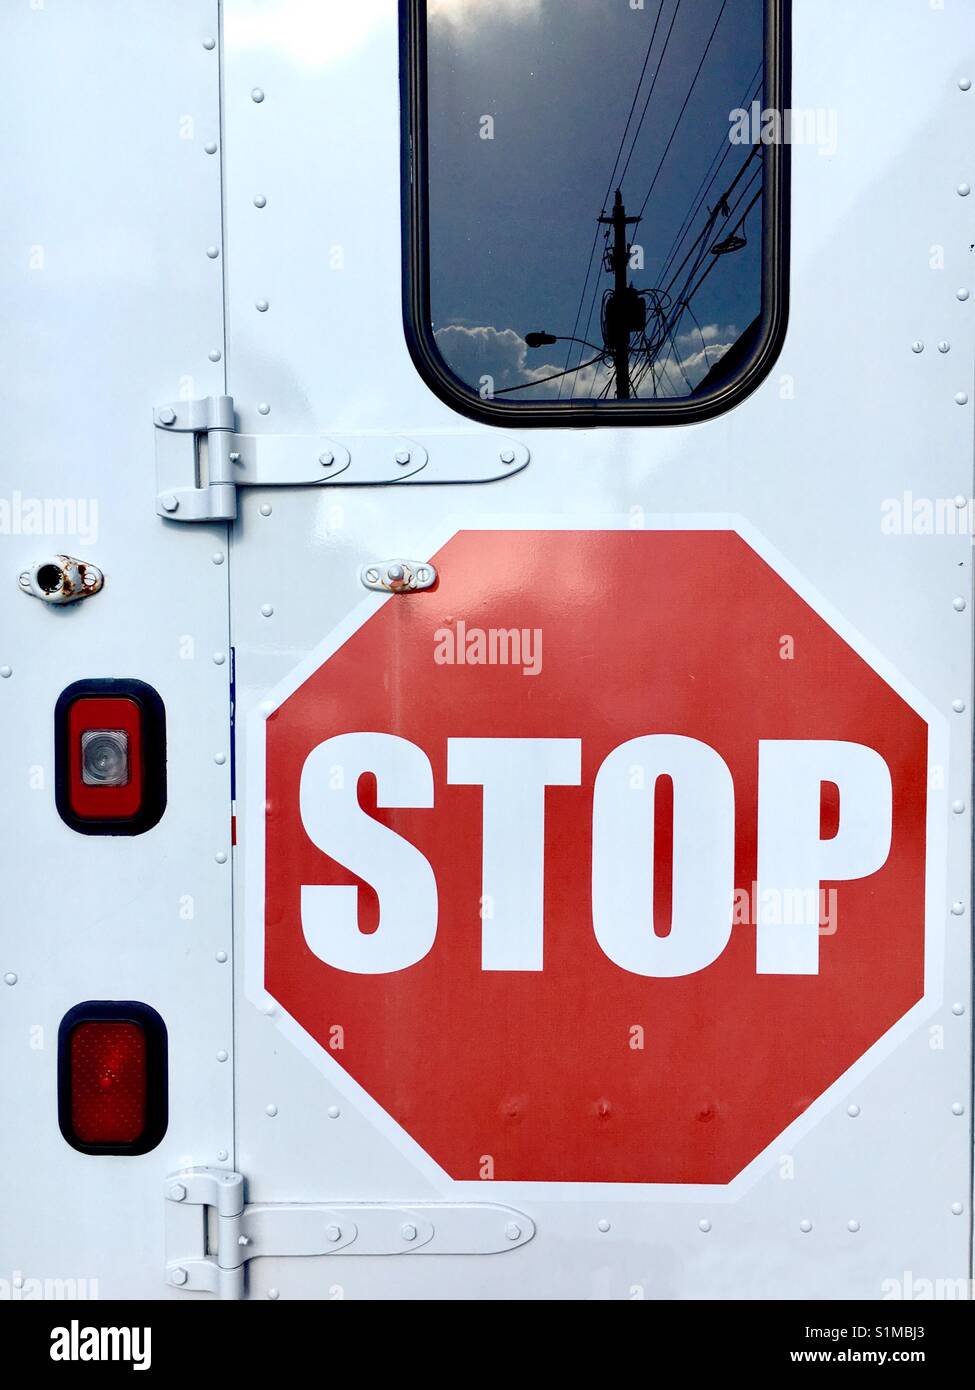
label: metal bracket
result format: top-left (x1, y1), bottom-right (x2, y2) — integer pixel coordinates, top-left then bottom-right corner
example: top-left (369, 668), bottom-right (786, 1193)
top-left (154, 396), bottom-right (530, 522)
top-left (164, 1168), bottom-right (535, 1298)
top-left (360, 560), bottom-right (437, 593)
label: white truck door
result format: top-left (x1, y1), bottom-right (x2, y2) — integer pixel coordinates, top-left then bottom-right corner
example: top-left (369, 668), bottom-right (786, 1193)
top-left (221, 0), bottom-right (968, 1299)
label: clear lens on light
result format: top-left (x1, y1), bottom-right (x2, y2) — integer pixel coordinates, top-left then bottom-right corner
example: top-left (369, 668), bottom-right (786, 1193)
top-left (81, 729), bottom-right (130, 786)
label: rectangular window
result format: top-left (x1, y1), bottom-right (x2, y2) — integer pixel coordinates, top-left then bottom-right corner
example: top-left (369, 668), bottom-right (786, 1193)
top-left (403, 0), bottom-right (789, 424)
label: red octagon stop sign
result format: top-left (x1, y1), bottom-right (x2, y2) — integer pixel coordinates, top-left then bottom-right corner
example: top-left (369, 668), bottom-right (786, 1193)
top-left (256, 527), bottom-right (933, 1184)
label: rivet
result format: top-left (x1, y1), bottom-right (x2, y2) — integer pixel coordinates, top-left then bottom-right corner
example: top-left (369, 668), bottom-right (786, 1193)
top-left (168, 1183), bottom-right (187, 1203)
top-left (956, 392), bottom-right (969, 405)
top-left (170, 1268), bottom-right (188, 1287)
top-left (596, 1219), bottom-right (611, 1233)
top-left (260, 503), bottom-right (272, 516)
top-left (951, 1202), bottom-right (964, 1215)
top-left (160, 494), bottom-right (179, 513)
top-left (505, 1222), bottom-right (522, 1241)
top-left (847, 1220), bottom-right (860, 1234)
top-left (319, 451), bottom-right (334, 466)
top-left (203, 37), bottom-right (216, 50)
top-left (217, 1149), bottom-right (229, 1162)
top-left (251, 88), bottom-right (265, 103)
top-left (500, 447), bottom-right (517, 464)
top-left (940, 341), bottom-right (952, 354)
top-left (261, 603), bottom-right (274, 617)
top-left (262, 1001), bottom-right (276, 1017)
top-left (954, 495), bottom-right (968, 508)
top-left (267, 1288), bottom-right (280, 1300)
top-left (401, 1223), bottom-right (417, 1242)
top-left (959, 184), bottom-right (972, 198)
top-left (4, 973), bottom-right (18, 986)
top-left (847, 1103), bottom-right (860, 1117)
top-left (204, 140), bottom-right (218, 155)
top-left (951, 901), bottom-right (965, 915)
top-left (911, 341), bottom-right (924, 354)
top-left (216, 950), bottom-right (228, 964)
top-left (215, 850), bottom-right (228, 864)
top-left (214, 752), bottom-right (227, 766)
top-left (212, 552), bottom-right (225, 566)
top-left (952, 1101), bottom-right (965, 1116)
top-left (258, 402), bottom-right (270, 415)
top-left (395, 450), bottom-right (411, 466)
top-left (208, 349), bottom-right (222, 363)
top-left (327, 1105), bottom-right (340, 1119)
top-left (0, 667), bottom-right (11, 679)
top-left (799, 1219), bottom-right (812, 1233)
top-left (952, 699), bottom-right (966, 713)
top-left (266, 1103), bottom-right (278, 1117)
top-left (952, 799), bottom-right (965, 813)
top-left (960, 78), bottom-right (972, 91)
top-left (256, 299), bottom-right (269, 312)
top-left (957, 288), bottom-right (971, 301)
top-left (326, 1224), bottom-right (342, 1242)
top-left (253, 195), bottom-right (267, 209)
top-left (213, 652), bottom-right (226, 665)
top-left (952, 1001), bottom-right (965, 1015)
top-left (216, 1049), bottom-right (229, 1063)
top-left (953, 596), bottom-right (966, 611)
top-left (698, 1219), bottom-right (712, 1234)
top-left (206, 245), bottom-right (220, 259)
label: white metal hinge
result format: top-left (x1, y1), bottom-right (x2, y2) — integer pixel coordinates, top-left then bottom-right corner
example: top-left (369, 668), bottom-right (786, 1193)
top-left (153, 396), bottom-right (530, 521)
top-left (164, 1168), bottom-right (536, 1299)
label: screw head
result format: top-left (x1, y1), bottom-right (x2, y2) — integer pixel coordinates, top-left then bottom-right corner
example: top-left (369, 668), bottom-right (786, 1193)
top-left (266, 1103), bottom-right (278, 1117)
top-left (168, 1183), bottom-right (187, 1203)
top-left (0, 667), bottom-right (11, 679)
top-left (204, 140), bottom-right (218, 155)
top-left (960, 77), bottom-right (972, 91)
top-left (952, 1001), bottom-right (965, 1015)
top-left (216, 949), bottom-right (229, 963)
top-left (952, 699), bottom-right (966, 713)
top-left (500, 447), bottom-right (517, 464)
top-left (170, 1267), bottom-right (188, 1286)
top-left (698, 1218), bottom-right (712, 1233)
top-left (596, 1219), bottom-right (611, 1233)
top-left (260, 503), bottom-right (272, 516)
top-left (261, 603), bottom-right (274, 618)
top-left (216, 1050), bottom-right (229, 1063)
top-left (401, 1223), bottom-right (418, 1242)
top-left (959, 184), bottom-right (972, 198)
top-left (258, 402), bottom-right (270, 415)
top-left (251, 88), bottom-right (265, 103)
top-left (847, 1103), bottom-right (860, 1117)
top-left (395, 450), bottom-right (411, 465)
top-left (253, 194), bottom-right (267, 208)
top-left (206, 245), bottom-right (220, 260)
top-left (505, 1222), bottom-right (522, 1241)
top-left (158, 407), bottom-right (177, 426)
top-left (956, 392), bottom-right (969, 406)
top-left (952, 1101), bottom-right (965, 1116)
top-left (799, 1219), bottom-right (813, 1233)
top-left (952, 1201), bottom-right (965, 1215)
top-left (327, 1105), bottom-right (341, 1119)
top-left (203, 37), bottom-right (216, 50)
top-left (256, 299), bottom-right (269, 312)
top-left (3, 973), bottom-right (16, 986)
top-left (325, 1224), bottom-right (342, 1242)
top-left (952, 799), bottom-right (965, 814)
top-left (847, 1219), bottom-right (861, 1233)
top-left (365, 568), bottom-right (380, 584)
top-left (319, 451), bottom-right (334, 466)
top-left (160, 494), bottom-right (179, 513)
top-left (958, 288), bottom-right (971, 301)
top-left (911, 341), bottom-right (924, 354)
top-left (208, 349), bottom-right (222, 362)
top-left (940, 341), bottom-right (952, 354)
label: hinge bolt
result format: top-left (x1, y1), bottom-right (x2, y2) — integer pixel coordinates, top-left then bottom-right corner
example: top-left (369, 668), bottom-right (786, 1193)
top-left (505, 1222), bottom-right (522, 1241)
top-left (158, 407), bottom-right (177, 426)
top-left (319, 451), bottom-right (334, 467)
top-left (395, 450), bottom-right (411, 466)
top-left (238, 1235), bottom-right (251, 1247)
top-left (500, 448), bottom-right (517, 464)
top-left (160, 495), bottom-right (180, 514)
top-left (325, 1224), bottom-right (342, 1242)
top-left (170, 1267), bottom-right (188, 1286)
top-left (401, 1223), bottom-right (418, 1242)
top-left (230, 451), bottom-right (241, 462)
top-left (167, 1183), bottom-right (187, 1203)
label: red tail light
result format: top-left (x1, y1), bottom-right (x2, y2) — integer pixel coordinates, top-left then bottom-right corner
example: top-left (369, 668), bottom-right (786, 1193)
top-left (55, 679), bottom-right (166, 834)
top-left (59, 1003), bottom-right (168, 1154)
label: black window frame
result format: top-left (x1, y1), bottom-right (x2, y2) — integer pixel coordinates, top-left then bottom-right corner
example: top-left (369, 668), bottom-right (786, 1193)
top-left (401, 0), bottom-right (791, 427)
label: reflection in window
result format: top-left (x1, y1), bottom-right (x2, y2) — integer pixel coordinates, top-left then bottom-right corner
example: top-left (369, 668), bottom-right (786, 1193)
top-left (424, 0), bottom-right (771, 405)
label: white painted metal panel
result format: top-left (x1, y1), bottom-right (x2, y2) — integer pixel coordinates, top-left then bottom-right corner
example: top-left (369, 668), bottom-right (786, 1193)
top-left (0, 1), bottom-right (233, 1298)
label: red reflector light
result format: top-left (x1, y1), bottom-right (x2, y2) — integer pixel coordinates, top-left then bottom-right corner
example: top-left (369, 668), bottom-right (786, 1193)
top-left (69, 1022), bottom-right (147, 1145)
top-left (55, 680), bottom-right (167, 835)
top-left (59, 1003), bottom-right (168, 1154)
